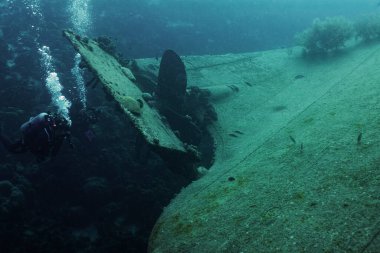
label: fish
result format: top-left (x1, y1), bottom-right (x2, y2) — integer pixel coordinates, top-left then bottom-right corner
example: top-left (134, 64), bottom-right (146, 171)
top-left (357, 132), bottom-right (362, 145)
top-left (227, 85), bottom-right (239, 92)
top-left (294, 74), bottom-right (305, 80)
top-left (244, 81), bottom-right (253, 87)
top-left (272, 105), bottom-right (287, 112)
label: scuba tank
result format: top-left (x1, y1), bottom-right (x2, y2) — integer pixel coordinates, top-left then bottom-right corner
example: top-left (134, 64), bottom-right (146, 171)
top-left (20, 112), bottom-right (53, 137)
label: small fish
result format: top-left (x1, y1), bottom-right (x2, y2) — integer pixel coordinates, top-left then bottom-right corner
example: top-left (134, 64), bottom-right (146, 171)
top-left (228, 85), bottom-right (239, 92)
top-left (229, 133), bottom-right (239, 138)
top-left (244, 81), bottom-right (253, 87)
top-left (294, 74), bottom-right (305, 80)
top-left (357, 132), bottom-right (362, 145)
top-left (289, 135), bottom-right (296, 144)
top-left (273, 105), bottom-right (287, 112)
top-left (234, 130), bottom-right (244, 135)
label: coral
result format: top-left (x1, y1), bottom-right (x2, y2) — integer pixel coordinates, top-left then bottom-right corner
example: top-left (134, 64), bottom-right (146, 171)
top-left (0, 180), bottom-right (25, 216)
top-left (121, 66), bottom-right (136, 82)
top-left (95, 36), bottom-right (117, 56)
top-left (119, 95), bottom-right (142, 115)
top-left (82, 177), bottom-right (110, 208)
top-left (296, 16), bottom-right (354, 55)
top-left (95, 36), bottom-right (130, 66)
top-left (355, 14), bottom-right (380, 42)
top-left (0, 180), bottom-right (13, 197)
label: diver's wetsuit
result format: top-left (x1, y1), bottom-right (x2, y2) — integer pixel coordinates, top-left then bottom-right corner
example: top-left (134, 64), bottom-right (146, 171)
top-left (0, 112), bottom-right (68, 161)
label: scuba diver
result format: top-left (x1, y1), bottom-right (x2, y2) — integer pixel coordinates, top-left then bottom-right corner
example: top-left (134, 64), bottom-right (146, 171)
top-left (0, 112), bottom-right (72, 162)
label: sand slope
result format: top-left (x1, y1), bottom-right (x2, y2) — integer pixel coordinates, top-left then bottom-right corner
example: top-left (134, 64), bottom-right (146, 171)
top-left (147, 43), bottom-right (380, 253)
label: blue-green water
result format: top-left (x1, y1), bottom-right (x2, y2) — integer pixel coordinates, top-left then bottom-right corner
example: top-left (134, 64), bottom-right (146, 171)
top-left (0, 0), bottom-right (379, 252)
